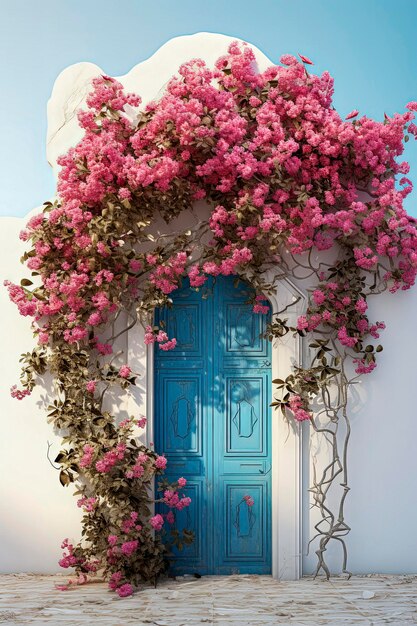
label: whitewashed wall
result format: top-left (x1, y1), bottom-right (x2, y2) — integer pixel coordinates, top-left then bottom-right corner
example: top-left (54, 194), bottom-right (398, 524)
top-left (303, 285), bottom-right (417, 575)
top-left (0, 212), bottom-right (82, 573)
top-left (1, 32), bottom-right (417, 575)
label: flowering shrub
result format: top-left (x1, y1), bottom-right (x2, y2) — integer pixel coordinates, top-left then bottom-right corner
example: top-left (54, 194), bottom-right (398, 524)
top-left (6, 41), bottom-right (417, 587)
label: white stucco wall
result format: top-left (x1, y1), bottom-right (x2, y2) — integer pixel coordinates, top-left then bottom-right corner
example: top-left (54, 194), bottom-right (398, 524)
top-left (0, 212), bottom-right (82, 573)
top-left (303, 285), bottom-right (417, 575)
top-left (1, 32), bottom-right (417, 575)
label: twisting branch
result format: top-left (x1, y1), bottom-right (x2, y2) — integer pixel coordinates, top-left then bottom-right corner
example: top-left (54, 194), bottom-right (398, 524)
top-left (46, 441), bottom-right (60, 470)
top-left (273, 296), bottom-right (302, 317)
top-left (265, 253), bottom-right (379, 579)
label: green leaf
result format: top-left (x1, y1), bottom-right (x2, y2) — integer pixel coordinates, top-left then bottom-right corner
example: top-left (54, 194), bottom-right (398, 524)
top-left (20, 278), bottom-right (33, 287)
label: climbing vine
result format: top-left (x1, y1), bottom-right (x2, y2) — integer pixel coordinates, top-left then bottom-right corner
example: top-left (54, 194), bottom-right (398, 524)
top-left (6, 41), bottom-right (417, 594)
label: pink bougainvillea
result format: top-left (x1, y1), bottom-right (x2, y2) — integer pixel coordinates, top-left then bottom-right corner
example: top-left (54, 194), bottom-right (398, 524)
top-left (6, 40), bottom-right (417, 591)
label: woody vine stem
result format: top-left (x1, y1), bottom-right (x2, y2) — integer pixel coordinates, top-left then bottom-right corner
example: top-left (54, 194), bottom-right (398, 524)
top-left (268, 249), bottom-right (390, 579)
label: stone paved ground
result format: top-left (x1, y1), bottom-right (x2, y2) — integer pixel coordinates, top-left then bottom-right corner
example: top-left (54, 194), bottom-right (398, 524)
top-left (1, 573), bottom-right (417, 625)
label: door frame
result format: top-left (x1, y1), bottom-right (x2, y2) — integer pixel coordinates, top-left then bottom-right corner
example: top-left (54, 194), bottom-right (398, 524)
top-left (127, 274), bottom-right (305, 580)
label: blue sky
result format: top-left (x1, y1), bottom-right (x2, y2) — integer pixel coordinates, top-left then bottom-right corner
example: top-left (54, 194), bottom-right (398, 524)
top-left (1, 0), bottom-right (417, 217)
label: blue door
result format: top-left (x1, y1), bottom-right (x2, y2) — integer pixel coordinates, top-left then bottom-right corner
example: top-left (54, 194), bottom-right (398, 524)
top-left (154, 276), bottom-right (272, 575)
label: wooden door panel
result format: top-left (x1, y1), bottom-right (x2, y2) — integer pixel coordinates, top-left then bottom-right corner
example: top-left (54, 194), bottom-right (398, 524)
top-left (155, 276), bottom-right (271, 575)
top-left (225, 376), bottom-right (267, 455)
top-left (158, 375), bottom-right (202, 454)
top-left (223, 481), bottom-right (267, 560)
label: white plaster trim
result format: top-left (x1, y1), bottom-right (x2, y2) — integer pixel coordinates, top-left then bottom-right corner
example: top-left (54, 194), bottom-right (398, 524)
top-left (127, 276), bottom-right (306, 580)
top-left (145, 343), bottom-right (155, 450)
top-left (266, 276), bottom-right (305, 580)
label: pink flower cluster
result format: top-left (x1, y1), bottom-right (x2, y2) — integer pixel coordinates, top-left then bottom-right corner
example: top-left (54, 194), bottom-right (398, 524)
top-left (154, 455), bottom-right (167, 470)
top-left (166, 510), bottom-right (175, 525)
top-left (148, 251), bottom-right (187, 294)
top-left (79, 444), bottom-right (94, 468)
top-left (144, 326), bottom-right (177, 351)
top-left (121, 539), bottom-right (138, 556)
top-left (121, 511), bottom-right (142, 534)
top-left (337, 326), bottom-right (358, 348)
top-left (95, 443), bottom-right (126, 473)
top-left (116, 584), bottom-right (134, 598)
top-left (297, 278), bottom-right (387, 362)
top-left (125, 452), bottom-right (148, 479)
top-left (197, 247), bottom-right (254, 278)
top-left (58, 538), bottom-right (99, 573)
top-left (105, 511), bottom-right (143, 571)
top-left (4, 281), bottom-right (37, 317)
top-left (119, 365), bottom-right (131, 378)
top-left (353, 358), bottom-right (377, 375)
top-left (150, 514), bottom-right (164, 531)
top-left (118, 415), bottom-right (147, 430)
top-left (162, 489), bottom-right (192, 510)
top-left (108, 571), bottom-right (133, 597)
top-left (288, 395), bottom-right (311, 422)
top-left (76, 496), bottom-right (97, 512)
top-left (253, 295), bottom-right (270, 314)
top-left (10, 385), bottom-right (31, 400)
top-left (86, 380), bottom-right (96, 394)
top-left (136, 415), bottom-right (147, 429)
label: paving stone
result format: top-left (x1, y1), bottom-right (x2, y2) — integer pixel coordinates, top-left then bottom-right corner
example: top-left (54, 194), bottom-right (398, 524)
top-left (1, 573), bottom-right (417, 625)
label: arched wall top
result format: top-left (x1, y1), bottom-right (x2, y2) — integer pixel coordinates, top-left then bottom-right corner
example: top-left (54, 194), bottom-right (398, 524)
top-left (46, 32), bottom-right (275, 176)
